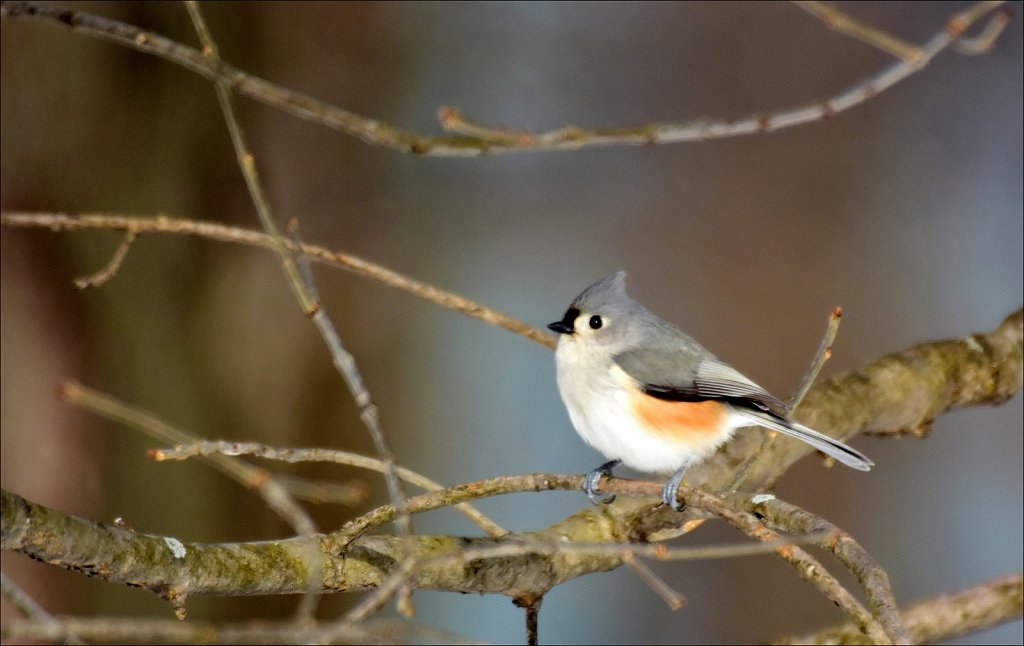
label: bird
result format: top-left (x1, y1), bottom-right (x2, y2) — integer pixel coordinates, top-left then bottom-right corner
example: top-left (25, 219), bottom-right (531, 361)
top-left (547, 271), bottom-right (872, 510)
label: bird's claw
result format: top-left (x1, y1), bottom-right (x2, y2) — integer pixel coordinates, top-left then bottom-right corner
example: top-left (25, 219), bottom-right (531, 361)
top-left (583, 459), bottom-right (621, 505)
top-left (661, 467), bottom-right (688, 512)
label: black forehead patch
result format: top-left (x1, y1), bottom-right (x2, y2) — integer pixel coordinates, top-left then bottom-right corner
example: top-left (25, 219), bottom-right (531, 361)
top-left (560, 307), bottom-right (581, 325)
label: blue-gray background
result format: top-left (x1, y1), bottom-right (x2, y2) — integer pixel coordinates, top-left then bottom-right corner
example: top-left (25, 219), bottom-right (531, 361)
top-left (2, 2), bottom-right (1021, 643)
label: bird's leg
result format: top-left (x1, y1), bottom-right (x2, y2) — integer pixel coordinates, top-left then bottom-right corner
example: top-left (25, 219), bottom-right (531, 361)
top-left (662, 466), bottom-right (688, 511)
top-left (583, 459), bottom-right (622, 505)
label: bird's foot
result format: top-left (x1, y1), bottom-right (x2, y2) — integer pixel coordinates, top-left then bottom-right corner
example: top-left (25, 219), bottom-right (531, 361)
top-left (661, 467), bottom-right (688, 512)
top-left (583, 459), bottom-right (622, 505)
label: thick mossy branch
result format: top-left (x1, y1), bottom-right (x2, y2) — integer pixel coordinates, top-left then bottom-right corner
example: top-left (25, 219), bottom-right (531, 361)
top-left (2, 310), bottom-right (1021, 604)
top-left (1, 487), bottom-right (618, 600)
top-left (0, 489), bottom-right (316, 599)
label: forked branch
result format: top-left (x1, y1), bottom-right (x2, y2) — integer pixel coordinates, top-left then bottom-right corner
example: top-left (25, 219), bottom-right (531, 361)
top-left (0, 1), bottom-right (1009, 156)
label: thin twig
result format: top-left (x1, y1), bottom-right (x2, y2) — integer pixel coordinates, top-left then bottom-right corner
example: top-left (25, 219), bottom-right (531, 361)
top-left (0, 615), bottom-right (487, 645)
top-left (62, 382), bottom-right (323, 532)
top-left (0, 1), bottom-right (1007, 156)
top-left (63, 380), bottom-right (323, 621)
top-left (160, 443), bottom-right (845, 565)
top-left (682, 488), bottom-right (892, 643)
top-left (774, 573), bottom-right (1023, 645)
top-left (622, 553), bottom-right (686, 610)
top-left (955, 5), bottom-right (1013, 54)
top-left (283, 217), bottom-right (420, 614)
top-left (264, 473), bottom-right (369, 506)
top-left (0, 573), bottom-right (82, 644)
top-left (181, 1), bottom-right (312, 315)
top-left (343, 555), bottom-right (420, 623)
top-left (183, 1), bottom-right (416, 620)
top-left (792, 1), bottom-right (923, 63)
top-left (791, 306), bottom-right (843, 408)
top-left (0, 212), bottom-right (555, 349)
top-left (437, 106), bottom-right (536, 144)
top-left (73, 230), bottom-right (137, 289)
top-left (443, 533), bottom-right (836, 563)
top-left (739, 493), bottom-right (912, 644)
top-left (181, 1), bottom-right (328, 621)
top-left (301, 470), bottom-right (841, 563)
top-left (723, 307), bottom-right (843, 492)
top-left (152, 440), bottom-right (507, 537)
top-left (513, 594), bottom-right (543, 646)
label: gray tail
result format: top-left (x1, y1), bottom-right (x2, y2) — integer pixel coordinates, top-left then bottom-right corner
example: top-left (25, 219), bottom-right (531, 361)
top-left (735, 410), bottom-right (873, 471)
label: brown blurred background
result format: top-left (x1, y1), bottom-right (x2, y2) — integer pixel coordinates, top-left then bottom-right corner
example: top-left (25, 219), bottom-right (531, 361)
top-left (2, 2), bottom-right (1021, 643)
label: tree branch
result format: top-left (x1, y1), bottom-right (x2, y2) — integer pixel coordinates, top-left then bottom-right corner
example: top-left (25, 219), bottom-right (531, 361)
top-left (774, 573), bottom-right (1024, 645)
top-left (739, 494), bottom-right (910, 644)
top-left (181, 0), bottom-right (417, 618)
top-left (150, 439), bottom-right (505, 537)
top-left (0, 615), bottom-right (483, 644)
top-left (0, 1), bottom-right (1008, 156)
top-left (0, 481), bottom-right (922, 644)
top-left (0, 572), bottom-right (82, 644)
top-left (691, 307), bottom-right (1023, 493)
top-left (3, 485), bottom-right (795, 600)
top-left (3, 211), bottom-right (1020, 491)
top-left (0, 212), bottom-right (555, 349)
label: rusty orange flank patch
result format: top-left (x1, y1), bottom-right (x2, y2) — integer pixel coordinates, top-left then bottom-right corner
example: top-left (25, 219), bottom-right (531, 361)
top-left (629, 394), bottom-right (727, 442)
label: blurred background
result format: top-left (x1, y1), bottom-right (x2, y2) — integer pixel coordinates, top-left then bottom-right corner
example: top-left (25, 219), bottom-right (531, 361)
top-left (2, 1), bottom-right (1021, 643)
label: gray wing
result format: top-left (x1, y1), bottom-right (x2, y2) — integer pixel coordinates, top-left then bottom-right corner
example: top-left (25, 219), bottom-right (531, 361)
top-left (614, 346), bottom-right (791, 415)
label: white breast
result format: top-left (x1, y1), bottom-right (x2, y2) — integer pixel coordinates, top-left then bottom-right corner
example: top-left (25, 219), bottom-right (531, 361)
top-left (554, 337), bottom-right (735, 474)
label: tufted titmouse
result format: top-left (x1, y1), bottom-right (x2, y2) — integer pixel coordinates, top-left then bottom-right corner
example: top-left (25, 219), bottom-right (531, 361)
top-left (547, 271), bottom-right (872, 511)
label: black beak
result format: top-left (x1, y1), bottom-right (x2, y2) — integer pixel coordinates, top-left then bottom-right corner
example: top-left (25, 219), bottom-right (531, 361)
top-left (547, 320), bottom-right (573, 335)
top-left (547, 307), bottom-right (579, 336)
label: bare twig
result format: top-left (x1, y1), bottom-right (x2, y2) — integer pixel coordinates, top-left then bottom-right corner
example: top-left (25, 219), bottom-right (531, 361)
top-left (73, 231), bottom-right (137, 289)
top-left (739, 493), bottom-right (911, 644)
top-left (792, 1), bottom-right (921, 62)
top-left (343, 555), bottom-right (419, 623)
top-left (0, 1), bottom-right (1008, 156)
top-left (724, 306), bottom-right (843, 492)
top-left (443, 533), bottom-right (836, 563)
top-left (0, 573), bottom-right (82, 644)
top-left (62, 382), bottom-right (326, 530)
top-left (694, 308), bottom-right (1022, 493)
top-left (791, 306), bottom-right (843, 409)
top-left (9, 215), bottom-right (1018, 467)
top-left (181, 2), bottom-right (314, 317)
top-left (774, 573), bottom-right (1024, 645)
top-left (0, 212), bottom-right (555, 348)
top-left (681, 488), bottom-right (892, 643)
top-left (955, 6), bottom-right (1013, 54)
top-left (63, 379), bottom-right (320, 619)
top-left (183, 1), bottom-right (416, 619)
top-left (152, 440), bottom-right (506, 537)
top-left (437, 106), bottom-right (536, 144)
top-left (260, 473), bottom-right (369, 506)
top-left (0, 615), bottom-right (486, 645)
top-left (513, 594), bottom-right (543, 646)
top-left (622, 553), bottom-right (686, 610)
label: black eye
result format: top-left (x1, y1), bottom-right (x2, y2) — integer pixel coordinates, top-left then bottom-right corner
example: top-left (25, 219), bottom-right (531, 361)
top-left (589, 315), bottom-right (603, 330)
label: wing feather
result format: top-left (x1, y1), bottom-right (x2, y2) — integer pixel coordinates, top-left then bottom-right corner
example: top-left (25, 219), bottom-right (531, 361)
top-left (615, 349), bottom-right (790, 415)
